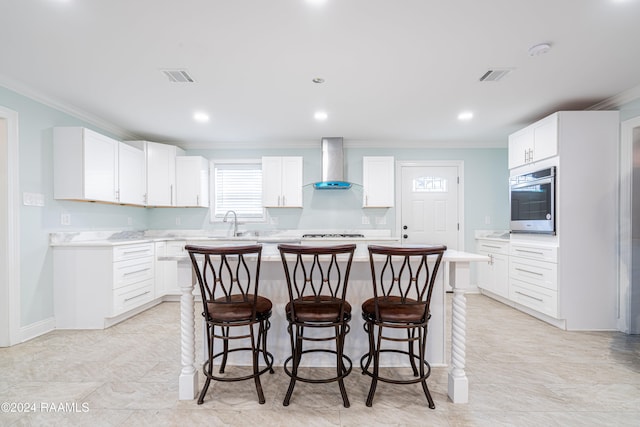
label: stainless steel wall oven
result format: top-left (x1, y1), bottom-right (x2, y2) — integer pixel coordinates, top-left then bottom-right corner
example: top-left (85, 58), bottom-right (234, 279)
top-left (510, 167), bottom-right (556, 234)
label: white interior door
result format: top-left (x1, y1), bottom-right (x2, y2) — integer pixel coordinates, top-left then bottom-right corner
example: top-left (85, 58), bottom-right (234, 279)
top-left (399, 163), bottom-right (462, 250)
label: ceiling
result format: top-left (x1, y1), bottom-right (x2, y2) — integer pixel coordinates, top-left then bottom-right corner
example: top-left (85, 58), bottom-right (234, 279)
top-left (2, 0), bottom-right (640, 147)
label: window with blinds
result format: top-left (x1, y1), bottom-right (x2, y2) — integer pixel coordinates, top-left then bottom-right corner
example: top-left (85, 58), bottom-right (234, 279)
top-left (212, 161), bottom-right (264, 220)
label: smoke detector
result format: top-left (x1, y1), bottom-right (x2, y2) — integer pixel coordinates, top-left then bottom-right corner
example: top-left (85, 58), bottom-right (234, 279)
top-left (528, 43), bottom-right (551, 57)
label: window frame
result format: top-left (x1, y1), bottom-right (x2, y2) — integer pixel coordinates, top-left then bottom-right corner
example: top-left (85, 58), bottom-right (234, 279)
top-left (209, 158), bottom-right (265, 223)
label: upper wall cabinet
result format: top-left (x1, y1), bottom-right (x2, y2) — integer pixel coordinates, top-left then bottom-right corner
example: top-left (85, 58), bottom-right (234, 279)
top-left (362, 156), bottom-right (394, 207)
top-left (176, 156), bottom-right (209, 207)
top-left (130, 141), bottom-right (185, 207)
top-left (54, 127), bottom-right (124, 204)
top-left (118, 142), bottom-right (146, 206)
top-left (262, 156), bottom-right (303, 208)
top-left (508, 114), bottom-right (558, 169)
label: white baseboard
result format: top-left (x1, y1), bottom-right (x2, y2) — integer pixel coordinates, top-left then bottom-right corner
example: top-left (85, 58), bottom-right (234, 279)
top-left (20, 317), bottom-right (55, 343)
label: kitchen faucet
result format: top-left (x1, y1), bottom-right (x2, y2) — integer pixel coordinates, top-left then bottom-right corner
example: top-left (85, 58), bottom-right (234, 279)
top-left (222, 210), bottom-right (238, 237)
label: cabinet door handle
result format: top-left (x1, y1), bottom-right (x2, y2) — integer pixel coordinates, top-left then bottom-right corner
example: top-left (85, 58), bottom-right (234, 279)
top-left (515, 267), bottom-right (544, 276)
top-left (196, 195), bottom-right (199, 206)
top-left (124, 290), bottom-right (151, 302)
top-left (488, 254), bottom-right (494, 265)
top-left (282, 195), bottom-right (286, 206)
top-left (515, 290), bottom-right (543, 302)
top-left (170, 185), bottom-right (173, 205)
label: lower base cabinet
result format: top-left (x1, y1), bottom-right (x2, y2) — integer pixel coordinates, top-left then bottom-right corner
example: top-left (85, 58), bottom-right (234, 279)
top-left (53, 243), bottom-right (156, 329)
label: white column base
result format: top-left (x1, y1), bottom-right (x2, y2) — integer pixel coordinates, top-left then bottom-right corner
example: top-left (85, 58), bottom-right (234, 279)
top-left (179, 370), bottom-right (198, 400)
top-left (447, 369), bottom-right (469, 403)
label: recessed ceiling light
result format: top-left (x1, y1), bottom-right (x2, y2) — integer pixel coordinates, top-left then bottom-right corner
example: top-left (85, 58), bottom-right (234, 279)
top-left (314, 111), bottom-right (328, 121)
top-left (305, 0), bottom-right (328, 6)
top-left (458, 111), bottom-right (474, 121)
top-left (528, 43), bottom-right (551, 56)
top-left (193, 112), bottom-right (210, 123)
top-left (312, 77), bottom-right (325, 84)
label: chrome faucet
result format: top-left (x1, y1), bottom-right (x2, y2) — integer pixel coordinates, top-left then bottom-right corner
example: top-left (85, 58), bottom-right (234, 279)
top-left (222, 210), bottom-right (238, 237)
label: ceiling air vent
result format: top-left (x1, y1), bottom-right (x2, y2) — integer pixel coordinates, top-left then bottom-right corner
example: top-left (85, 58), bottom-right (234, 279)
top-left (479, 68), bottom-right (512, 82)
top-left (161, 69), bottom-right (195, 83)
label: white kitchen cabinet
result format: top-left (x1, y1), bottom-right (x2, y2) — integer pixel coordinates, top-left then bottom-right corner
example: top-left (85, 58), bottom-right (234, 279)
top-left (117, 142), bottom-right (146, 205)
top-left (508, 114), bottom-right (558, 169)
top-left (476, 239), bottom-right (509, 299)
top-left (53, 242), bottom-right (156, 329)
top-left (262, 156), bottom-right (303, 207)
top-left (154, 240), bottom-right (184, 297)
top-left (362, 156), bottom-right (394, 207)
top-left (176, 156), bottom-right (209, 207)
top-left (506, 110), bottom-right (619, 330)
top-left (138, 141), bottom-right (185, 206)
top-left (54, 127), bottom-right (147, 205)
top-left (54, 127), bottom-right (119, 203)
top-left (508, 242), bottom-right (558, 319)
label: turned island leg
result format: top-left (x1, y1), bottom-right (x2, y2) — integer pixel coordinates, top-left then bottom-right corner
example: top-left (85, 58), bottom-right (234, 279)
top-left (447, 261), bottom-right (469, 404)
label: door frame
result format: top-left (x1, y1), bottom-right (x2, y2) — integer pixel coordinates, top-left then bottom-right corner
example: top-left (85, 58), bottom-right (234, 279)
top-left (619, 115), bottom-right (640, 333)
top-left (395, 160), bottom-right (465, 251)
top-left (0, 106), bottom-right (20, 346)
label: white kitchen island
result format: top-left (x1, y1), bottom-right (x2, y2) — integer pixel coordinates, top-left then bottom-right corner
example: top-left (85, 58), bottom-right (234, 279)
top-left (176, 243), bottom-right (487, 405)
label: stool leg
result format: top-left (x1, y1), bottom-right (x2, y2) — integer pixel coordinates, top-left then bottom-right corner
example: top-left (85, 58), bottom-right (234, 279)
top-left (250, 323), bottom-right (266, 404)
top-left (260, 319), bottom-right (274, 374)
top-left (283, 324), bottom-right (301, 406)
top-left (366, 324), bottom-right (382, 407)
top-left (336, 324), bottom-right (350, 408)
top-left (419, 325), bottom-right (435, 409)
top-left (361, 321), bottom-right (374, 374)
top-left (198, 323), bottom-right (215, 405)
top-left (408, 328), bottom-right (419, 377)
top-left (219, 326), bottom-right (229, 374)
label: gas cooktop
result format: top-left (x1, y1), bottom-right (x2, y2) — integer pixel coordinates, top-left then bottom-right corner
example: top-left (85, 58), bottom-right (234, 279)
top-left (302, 233), bottom-right (365, 238)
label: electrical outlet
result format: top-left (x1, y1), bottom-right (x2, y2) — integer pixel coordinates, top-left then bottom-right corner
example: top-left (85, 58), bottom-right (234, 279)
top-left (362, 216), bottom-right (370, 225)
top-left (375, 216), bottom-right (387, 225)
top-left (61, 213), bottom-right (71, 225)
top-left (485, 215), bottom-right (491, 225)
top-left (127, 217), bottom-right (133, 226)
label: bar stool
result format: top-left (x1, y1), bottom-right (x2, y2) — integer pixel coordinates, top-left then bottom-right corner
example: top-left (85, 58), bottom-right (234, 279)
top-left (186, 244), bottom-right (274, 405)
top-left (360, 244), bottom-right (446, 408)
top-left (277, 243), bottom-right (356, 407)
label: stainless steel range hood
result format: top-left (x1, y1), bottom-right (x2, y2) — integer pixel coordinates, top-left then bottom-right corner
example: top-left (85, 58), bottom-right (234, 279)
top-left (313, 137), bottom-right (352, 190)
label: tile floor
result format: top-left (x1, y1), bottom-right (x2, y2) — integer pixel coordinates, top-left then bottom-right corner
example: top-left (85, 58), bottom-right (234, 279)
top-left (1, 294), bottom-right (639, 426)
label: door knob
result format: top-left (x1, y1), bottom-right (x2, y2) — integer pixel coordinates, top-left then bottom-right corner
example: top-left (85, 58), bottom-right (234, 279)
top-left (403, 225), bottom-right (408, 230)
top-left (403, 234), bottom-right (408, 239)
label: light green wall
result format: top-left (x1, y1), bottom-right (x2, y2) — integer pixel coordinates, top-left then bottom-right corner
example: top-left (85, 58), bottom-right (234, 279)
top-left (1, 87), bottom-right (148, 327)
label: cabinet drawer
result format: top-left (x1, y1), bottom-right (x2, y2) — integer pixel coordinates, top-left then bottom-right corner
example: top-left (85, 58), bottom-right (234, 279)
top-left (165, 240), bottom-right (187, 257)
top-left (510, 243), bottom-right (557, 262)
top-left (114, 257), bottom-right (154, 289)
top-left (113, 279), bottom-right (154, 315)
top-left (510, 279), bottom-right (558, 318)
top-left (509, 257), bottom-right (557, 291)
top-left (113, 243), bottom-right (154, 262)
top-left (476, 240), bottom-right (509, 255)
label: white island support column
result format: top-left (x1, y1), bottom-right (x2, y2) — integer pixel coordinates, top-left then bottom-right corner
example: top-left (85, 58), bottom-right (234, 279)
top-left (446, 255), bottom-right (478, 404)
top-left (178, 272), bottom-right (198, 400)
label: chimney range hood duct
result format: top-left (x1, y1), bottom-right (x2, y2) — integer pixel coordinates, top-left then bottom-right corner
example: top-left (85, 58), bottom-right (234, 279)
top-left (313, 137), bottom-right (352, 190)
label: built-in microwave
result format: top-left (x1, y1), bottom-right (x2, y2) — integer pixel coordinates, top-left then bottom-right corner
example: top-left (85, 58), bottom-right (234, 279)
top-left (509, 167), bottom-right (556, 234)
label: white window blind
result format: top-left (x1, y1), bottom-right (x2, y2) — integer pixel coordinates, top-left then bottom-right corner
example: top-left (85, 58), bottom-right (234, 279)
top-left (213, 162), bottom-right (264, 220)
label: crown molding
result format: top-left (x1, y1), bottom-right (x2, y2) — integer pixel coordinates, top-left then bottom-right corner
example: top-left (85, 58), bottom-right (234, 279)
top-left (0, 75), bottom-right (139, 140)
top-left (587, 83), bottom-right (640, 111)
